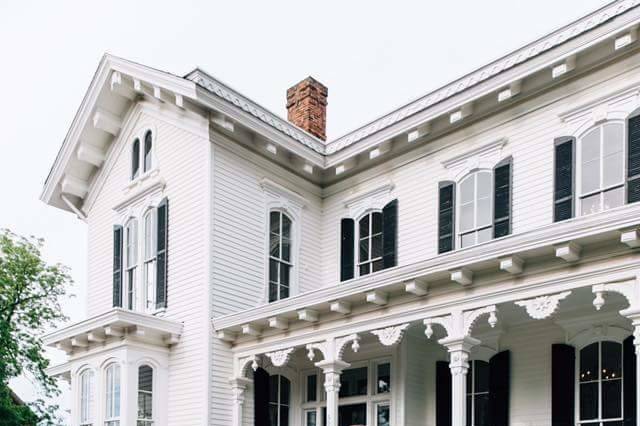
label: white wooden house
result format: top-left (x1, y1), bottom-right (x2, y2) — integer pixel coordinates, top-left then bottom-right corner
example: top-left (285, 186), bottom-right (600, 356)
top-left (42, 2), bottom-right (640, 425)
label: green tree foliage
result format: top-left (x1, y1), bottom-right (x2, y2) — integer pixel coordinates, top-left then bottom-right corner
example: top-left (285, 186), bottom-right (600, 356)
top-left (0, 230), bottom-right (72, 425)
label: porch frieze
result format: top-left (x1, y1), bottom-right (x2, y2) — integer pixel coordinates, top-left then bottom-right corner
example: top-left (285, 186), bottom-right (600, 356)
top-left (514, 290), bottom-right (572, 320)
top-left (370, 323), bottom-right (410, 346)
top-left (264, 347), bottom-right (295, 367)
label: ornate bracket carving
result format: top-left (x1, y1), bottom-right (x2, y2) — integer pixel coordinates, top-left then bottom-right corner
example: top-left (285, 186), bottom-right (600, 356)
top-left (306, 334), bottom-right (360, 362)
top-left (371, 323), bottom-right (410, 346)
top-left (265, 348), bottom-right (295, 367)
top-left (424, 315), bottom-right (453, 339)
top-left (237, 355), bottom-right (260, 378)
top-left (462, 305), bottom-right (498, 337)
top-left (515, 291), bottom-right (571, 320)
top-left (592, 277), bottom-right (640, 313)
top-left (424, 305), bottom-right (497, 341)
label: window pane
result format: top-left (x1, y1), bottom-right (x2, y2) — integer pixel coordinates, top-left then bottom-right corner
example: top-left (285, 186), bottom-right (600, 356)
top-left (580, 343), bottom-right (599, 382)
top-left (281, 238), bottom-right (291, 262)
top-left (339, 367), bottom-right (368, 398)
top-left (270, 212), bottom-right (280, 235)
top-left (372, 234), bottom-right (383, 259)
top-left (474, 361), bottom-right (489, 393)
top-left (132, 139), bottom-right (140, 179)
top-left (281, 215), bottom-right (291, 240)
top-left (476, 197), bottom-right (492, 227)
top-left (602, 379), bottom-right (622, 419)
top-left (603, 186), bottom-right (624, 210)
top-left (269, 405), bottom-right (278, 426)
top-left (269, 283), bottom-right (278, 303)
top-left (138, 366), bottom-right (153, 392)
top-left (581, 193), bottom-right (601, 216)
top-left (270, 232), bottom-right (280, 258)
top-left (269, 376), bottom-right (278, 403)
top-left (460, 175), bottom-right (475, 203)
top-left (269, 259), bottom-right (278, 284)
top-left (359, 238), bottom-right (369, 262)
top-left (460, 232), bottom-right (475, 248)
top-left (339, 404), bottom-right (366, 426)
top-left (279, 405), bottom-right (289, 426)
top-left (144, 131), bottom-right (153, 172)
top-left (466, 395), bottom-right (472, 426)
top-left (603, 151), bottom-right (624, 188)
top-left (580, 382), bottom-right (599, 420)
top-left (602, 342), bottom-right (622, 380)
top-left (306, 411), bottom-right (317, 426)
top-left (466, 361), bottom-right (473, 394)
top-left (372, 212), bottom-right (383, 235)
top-left (603, 123), bottom-right (624, 156)
top-left (474, 394), bottom-right (490, 426)
top-left (377, 405), bottom-right (390, 426)
top-left (377, 363), bottom-right (390, 394)
top-left (307, 375), bottom-right (317, 402)
top-left (477, 172), bottom-right (492, 198)
top-left (372, 259), bottom-right (384, 273)
top-left (359, 215), bottom-right (370, 238)
top-left (360, 263), bottom-right (370, 276)
top-left (582, 128), bottom-right (601, 162)
top-left (460, 203), bottom-right (474, 232)
top-left (279, 283), bottom-right (289, 300)
top-left (581, 159), bottom-right (601, 194)
top-left (477, 227), bottom-right (492, 244)
top-left (280, 377), bottom-right (290, 405)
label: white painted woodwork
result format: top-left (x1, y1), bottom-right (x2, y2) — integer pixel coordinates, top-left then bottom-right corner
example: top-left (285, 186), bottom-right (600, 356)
top-left (268, 316), bottom-right (289, 330)
top-left (297, 309), bottom-right (319, 322)
top-left (104, 326), bottom-right (123, 337)
top-left (498, 81), bottom-right (521, 102)
top-left (366, 290), bottom-right (389, 306)
top-left (450, 268), bottom-right (473, 286)
top-left (77, 143), bottom-right (106, 167)
top-left (552, 57), bottom-right (575, 79)
top-left (110, 71), bottom-right (136, 100)
top-left (405, 280), bottom-right (428, 296)
top-left (620, 228), bottom-right (640, 248)
top-left (241, 324), bottom-right (261, 337)
top-left (499, 255), bottom-right (524, 274)
top-left (61, 175), bottom-right (89, 198)
top-left (407, 123), bottom-right (430, 142)
top-left (450, 104), bottom-right (472, 124)
top-left (615, 28), bottom-right (637, 50)
top-left (217, 330), bottom-right (236, 342)
top-left (211, 113), bottom-right (235, 132)
top-left (555, 242), bottom-right (581, 262)
top-left (329, 301), bottom-right (351, 315)
top-left (92, 108), bottom-right (122, 135)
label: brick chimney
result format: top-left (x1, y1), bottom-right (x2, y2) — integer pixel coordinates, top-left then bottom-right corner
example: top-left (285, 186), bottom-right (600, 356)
top-left (286, 77), bottom-right (328, 141)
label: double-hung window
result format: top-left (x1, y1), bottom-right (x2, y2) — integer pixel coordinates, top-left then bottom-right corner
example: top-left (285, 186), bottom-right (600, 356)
top-left (79, 370), bottom-right (95, 426)
top-left (358, 212), bottom-right (383, 276)
top-left (578, 123), bottom-right (625, 215)
top-left (269, 375), bottom-right (290, 426)
top-left (579, 341), bottom-right (623, 425)
top-left (269, 211), bottom-right (292, 302)
top-left (458, 171), bottom-right (493, 248)
top-left (466, 360), bottom-right (490, 426)
top-left (137, 365), bottom-right (153, 426)
top-left (105, 364), bottom-right (121, 426)
top-left (125, 219), bottom-right (138, 310)
top-left (143, 210), bottom-right (157, 312)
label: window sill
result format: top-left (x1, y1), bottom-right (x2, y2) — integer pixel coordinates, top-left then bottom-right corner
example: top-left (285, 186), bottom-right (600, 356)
top-left (125, 168), bottom-right (160, 192)
top-left (114, 172), bottom-right (165, 212)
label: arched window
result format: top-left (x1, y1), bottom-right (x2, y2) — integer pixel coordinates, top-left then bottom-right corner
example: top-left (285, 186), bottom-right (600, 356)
top-left (459, 170), bottom-right (493, 248)
top-left (137, 365), bottom-right (153, 425)
top-left (131, 138), bottom-right (140, 180)
top-left (79, 369), bottom-right (94, 426)
top-left (125, 219), bottom-right (138, 310)
top-left (105, 364), bottom-right (121, 426)
top-left (269, 211), bottom-right (292, 302)
top-left (143, 210), bottom-right (157, 312)
top-left (578, 122), bottom-right (625, 215)
top-left (466, 360), bottom-right (489, 426)
top-left (269, 375), bottom-right (290, 426)
top-left (143, 131), bottom-right (153, 173)
top-left (358, 211), bottom-right (383, 276)
top-left (579, 341), bottom-right (623, 424)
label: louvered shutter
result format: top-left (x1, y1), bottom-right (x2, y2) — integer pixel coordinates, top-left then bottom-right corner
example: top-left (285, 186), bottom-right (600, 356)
top-left (489, 350), bottom-right (510, 426)
top-left (112, 225), bottom-right (123, 308)
top-left (628, 115), bottom-right (640, 203)
top-left (156, 198), bottom-right (169, 309)
top-left (436, 361), bottom-right (452, 426)
top-left (254, 367), bottom-right (270, 426)
top-left (438, 182), bottom-right (455, 254)
top-left (340, 218), bottom-right (355, 281)
top-left (552, 344), bottom-right (575, 426)
top-left (554, 138), bottom-right (575, 221)
top-left (624, 335), bottom-right (636, 426)
top-left (382, 199), bottom-right (398, 269)
top-left (493, 160), bottom-right (512, 238)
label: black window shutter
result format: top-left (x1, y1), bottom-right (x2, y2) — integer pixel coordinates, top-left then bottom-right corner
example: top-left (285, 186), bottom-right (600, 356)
top-left (552, 344), bottom-right (575, 426)
top-left (624, 335), bottom-right (637, 426)
top-left (489, 350), bottom-right (510, 426)
top-left (438, 182), bottom-right (455, 254)
top-left (436, 361), bottom-right (452, 426)
top-left (340, 218), bottom-right (355, 281)
top-left (112, 225), bottom-right (123, 308)
top-left (554, 138), bottom-right (575, 222)
top-left (493, 160), bottom-right (512, 238)
top-left (382, 199), bottom-right (398, 269)
top-left (628, 115), bottom-right (640, 203)
top-left (253, 367), bottom-right (270, 426)
top-left (156, 198), bottom-right (169, 309)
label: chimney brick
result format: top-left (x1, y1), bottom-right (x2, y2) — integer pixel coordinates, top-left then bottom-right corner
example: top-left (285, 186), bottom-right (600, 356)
top-left (286, 77), bottom-right (328, 141)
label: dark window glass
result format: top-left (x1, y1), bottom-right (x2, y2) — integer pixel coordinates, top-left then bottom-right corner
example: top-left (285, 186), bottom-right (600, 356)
top-left (143, 131), bottom-right (153, 172)
top-left (358, 212), bottom-right (383, 277)
top-left (377, 363), bottom-right (390, 393)
top-left (132, 139), bottom-right (140, 180)
top-left (306, 375), bottom-right (317, 402)
top-left (268, 375), bottom-right (290, 426)
top-left (137, 365), bottom-right (153, 421)
top-left (580, 382), bottom-right (598, 420)
top-left (359, 215), bottom-right (369, 238)
top-left (306, 411), bottom-right (317, 426)
top-left (338, 404), bottom-right (366, 426)
top-left (268, 211), bottom-right (293, 303)
top-left (269, 375), bottom-right (278, 404)
top-left (580, 343), bottom-right (598, 382)
top-left (474, 394), bottom-right (490, 426)
top-left (466, 360), bottom-right (490, 426)
top-left (474, 361), bottom-right (489, 393)
top-left (602, 380), bottom-right (622, 419)
top-left (339, 367), bottom-right (368, 398)
top-left (376, 405), bottom-right (390, 426)
top-left (579, 341), bottom-right (623, 423)
top-left (602, 342), bottom-right (622, 380)
top-left (138, 366), bottom-right (152, 392)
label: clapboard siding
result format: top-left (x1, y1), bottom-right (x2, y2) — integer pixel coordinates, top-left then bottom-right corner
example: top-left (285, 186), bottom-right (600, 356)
top-left (85, 107), bottom-right (210, 426)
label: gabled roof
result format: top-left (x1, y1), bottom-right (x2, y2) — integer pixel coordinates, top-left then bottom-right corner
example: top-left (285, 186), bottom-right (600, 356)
top-left (42, 0), bottom-right (640, 214)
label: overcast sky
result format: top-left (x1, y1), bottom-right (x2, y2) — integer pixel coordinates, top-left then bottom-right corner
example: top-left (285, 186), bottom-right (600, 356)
top-left (0, 0), bottom-right (609, 413)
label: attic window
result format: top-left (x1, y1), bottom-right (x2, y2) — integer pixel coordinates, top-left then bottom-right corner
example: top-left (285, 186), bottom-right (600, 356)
top-left (131, 130), bottom-right (154, 181)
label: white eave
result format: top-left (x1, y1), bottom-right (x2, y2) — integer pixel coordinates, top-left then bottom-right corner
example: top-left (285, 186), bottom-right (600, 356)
top-left (43, 308), bottom-right (183, 352)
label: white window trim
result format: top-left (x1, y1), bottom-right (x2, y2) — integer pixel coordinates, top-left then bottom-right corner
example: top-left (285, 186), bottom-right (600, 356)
top-left (576, 120), bottom-right (627, 217)
top-left (127, 127), bottom-right (160, 190)
top-left (575, 339), bottom-right (626, 425)
top-left (260, 178), bottom-right (306, 304)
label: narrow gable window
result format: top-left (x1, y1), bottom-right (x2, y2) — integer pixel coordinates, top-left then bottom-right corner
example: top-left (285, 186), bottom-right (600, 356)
top-left (269, 211), bottom-right (292, 302)
top-left (143, 130), bottom-right (153, 173)
top-left (493, 158), bottom-right (512, 238)
top-left (131, 138), bottom-right (140, 180)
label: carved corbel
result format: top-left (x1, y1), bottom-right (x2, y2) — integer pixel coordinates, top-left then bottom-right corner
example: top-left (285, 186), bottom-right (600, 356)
top-left (515, 291), bottom-right (571, 320)
top-left (265, 348), bottom-right (295, 368)
top-left (592, 277), bottom-right (640, 313)
top-left (462, 305), bottom-right (498, 337)
top-left (371, 323), bottom-right (410, 346)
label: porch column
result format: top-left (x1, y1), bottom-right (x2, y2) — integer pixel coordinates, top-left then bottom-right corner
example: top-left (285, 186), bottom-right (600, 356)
top-left (316, 360), bottom-right (349, 426)
top-left (230, 377), bottom-right (252, 426)
top-left (441, 336), bottom-right (480, 426)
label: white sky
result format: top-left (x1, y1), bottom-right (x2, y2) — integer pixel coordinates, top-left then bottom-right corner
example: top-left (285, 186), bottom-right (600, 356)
top-left (0, 0), bottom-right (609, 414)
